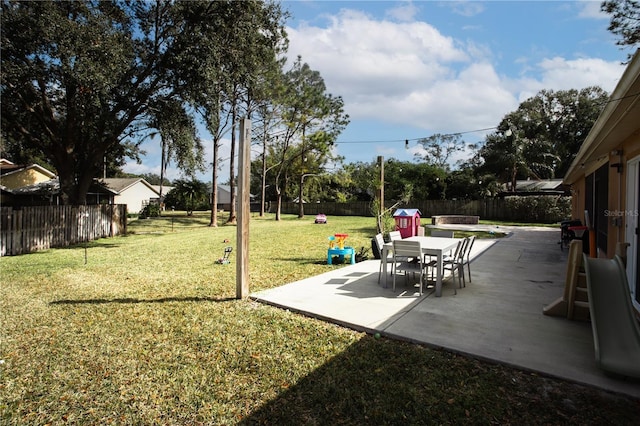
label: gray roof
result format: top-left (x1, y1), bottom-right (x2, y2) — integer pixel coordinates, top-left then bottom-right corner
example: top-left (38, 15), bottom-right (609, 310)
top-left (10, 178), bottom-right (118, 195)
top-left (513, 179), bottom-right (565, 192)
top-left (100, 178), bottom-right (158, 195)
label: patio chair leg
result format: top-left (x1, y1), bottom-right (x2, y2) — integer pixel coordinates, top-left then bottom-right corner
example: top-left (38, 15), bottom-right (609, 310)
top-left (392, 261), bottom-right (397, 291)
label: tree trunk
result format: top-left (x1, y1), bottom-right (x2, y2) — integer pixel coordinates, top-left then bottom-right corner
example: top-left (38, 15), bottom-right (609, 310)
top-left (298, 174), bottom-right (304, 218)
top-left (57, 163), bottom-right (93, 205)
top-left (159, 137), bottom-right (166, 215)
top-left (209, 138), bottom-right (220, 227)
top-left (227, 97), bottom-right (238, 225)
top-left (260, 132), bottom-right (267, 217)
top-left (275, 192), bottom-right (282, 221)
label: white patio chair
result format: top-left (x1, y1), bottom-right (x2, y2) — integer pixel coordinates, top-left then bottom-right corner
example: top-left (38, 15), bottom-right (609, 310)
top-left (462, 235), bottom-right (475, 283)
top-left (388, 230), bottom-right (402, 241)
top-left (375, 233), bottom-right (393, 284)
top-left (439, 237), bottom-right (468, 294)
top-left (392, 240), bottom-right (429, 295)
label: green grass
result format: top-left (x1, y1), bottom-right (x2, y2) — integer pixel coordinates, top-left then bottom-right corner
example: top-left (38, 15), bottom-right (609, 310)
top-left (1, 214), bottom-right (637, 424)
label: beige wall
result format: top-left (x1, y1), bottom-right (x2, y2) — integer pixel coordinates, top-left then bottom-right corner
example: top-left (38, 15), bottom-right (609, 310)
top-left (570, 131), bottom-right (640, 258)
top-left (114, 182), bottom-right (159, 214)
top-left (0, 169), bottom-right (53, 189)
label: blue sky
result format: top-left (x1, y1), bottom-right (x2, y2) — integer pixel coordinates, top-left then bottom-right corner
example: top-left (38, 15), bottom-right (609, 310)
top-left (123, 0), bottom-right (632, 182)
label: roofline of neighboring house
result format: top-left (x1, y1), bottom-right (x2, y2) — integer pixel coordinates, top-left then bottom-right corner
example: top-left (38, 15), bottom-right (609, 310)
top-left (10, 178), bottom-right (119, 196)
top-left (564, 49), bottom-right (640, 184)
top-left (1, 163), bottom-right (56, 179)
top-left (99, 178), bottom-right (160, 196)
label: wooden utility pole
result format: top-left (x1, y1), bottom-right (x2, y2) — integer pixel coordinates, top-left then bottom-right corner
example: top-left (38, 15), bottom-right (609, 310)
top-left (236, 118), bottom-right (251, 299)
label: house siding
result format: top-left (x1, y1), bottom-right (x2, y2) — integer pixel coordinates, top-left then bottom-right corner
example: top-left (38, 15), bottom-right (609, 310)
top-left (569, 132), bottom-right (640, 259)
top-left (114, 183), bottom-right (159, 214)
top-left (0, 168), bottom-right (54, 189)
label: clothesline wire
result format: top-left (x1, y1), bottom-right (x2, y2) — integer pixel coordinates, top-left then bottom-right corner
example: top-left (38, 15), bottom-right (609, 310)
top-left (335, 126), bottom-right (499, 144)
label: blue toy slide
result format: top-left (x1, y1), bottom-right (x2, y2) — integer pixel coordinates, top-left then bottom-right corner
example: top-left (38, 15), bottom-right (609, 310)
top-left (583, 255), bottom-right (640, 379)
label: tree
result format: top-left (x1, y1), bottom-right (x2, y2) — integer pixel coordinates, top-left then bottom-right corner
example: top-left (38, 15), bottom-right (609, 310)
top-left (335, 161), bottom-right (379, 202)
top-left (226, 3), bottom-right (288, 225)
top-left (149, 98), bottom-right (204, 206)
top-left (1, 1), bottom-right (285, 206)
top-left (1, 2), bottom-right (188, 203)
top-left (414, 133), bottom-right (466, 171)
top-left (163, 179), bottom-right (208, 216)
top-left (273, 57), bottom-right (349, 219)
top-left (476, 87), bottom-right (608, 190)
top-left (602, 0), bottom-right (640, 59)
top-left (169, 0), bottom-right (287, 226)
top-left (381, 160), bottom-right (446, 201)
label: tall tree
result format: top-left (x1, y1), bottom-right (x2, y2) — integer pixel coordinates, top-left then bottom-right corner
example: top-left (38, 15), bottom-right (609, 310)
top-left (601, 0), bottom-right (640, 60)
top-left (228, 2), bottom-right (288, 225)
top-left (414, 133), bottom-right (465, 171)
top-left (163, 178), bottom-right (208, 216)
top-left (169, 0), bottom-right (287, 226)
top-left (1, 1), bottom-right (201, 204)
top-left (149, 98), bottom-right (204, 206)
top-left (275, 57), bottom-right (349, 219)
top-left (476, 87), bottom-right (608, 190)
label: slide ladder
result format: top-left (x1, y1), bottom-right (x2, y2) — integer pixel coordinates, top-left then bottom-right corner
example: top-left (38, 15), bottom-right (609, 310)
top-left (543, 240), bottom-right (590, 321)
top-left (583, 255), bottom-right (640, 379)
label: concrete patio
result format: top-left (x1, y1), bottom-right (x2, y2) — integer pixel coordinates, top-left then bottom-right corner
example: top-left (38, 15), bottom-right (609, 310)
top-left (251, 225), bottom-right (640, 399)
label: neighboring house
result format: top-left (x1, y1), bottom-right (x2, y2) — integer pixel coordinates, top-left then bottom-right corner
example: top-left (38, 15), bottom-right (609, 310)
top-left (500, 179), bottom-right (569, 196)
top-left (0, 159), bottom-right (56, 189)
top-left (215, 184), bottom-right (256, 211)
top-left (5, 178), bottom-right (116, 206)
top-left (150, 185), bottom-right (174, 199)
top-left (217, 184), bottom-right (232, 206)
top-left (100, 178), bottom-right (160, 214)
top-left (563, 49), bottom-right (640, 311)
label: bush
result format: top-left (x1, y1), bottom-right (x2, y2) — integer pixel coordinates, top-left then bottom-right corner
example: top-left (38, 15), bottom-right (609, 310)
top-left (139, 203), bottom-right (161, 219)
top-left (503, 195), bottom-right (571, 223)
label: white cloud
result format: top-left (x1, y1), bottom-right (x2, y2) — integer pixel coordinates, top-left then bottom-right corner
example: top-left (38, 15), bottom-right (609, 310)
top-left (576, 0), bottom-right (607, 19)
top-left (385, 1), bottom-right (420, 22)
top-left (446, 1), bottom-right (485, 18)
top-left (286, 9), bottom-right (515, 133)
top-left (286, 7), bottom-right (625, 139)
top-left (513, 57), bottom-right (625, 101)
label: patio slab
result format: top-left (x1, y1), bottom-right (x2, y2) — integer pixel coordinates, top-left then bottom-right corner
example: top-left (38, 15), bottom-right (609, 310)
top-left (251, 226), bottom-right (640, 398)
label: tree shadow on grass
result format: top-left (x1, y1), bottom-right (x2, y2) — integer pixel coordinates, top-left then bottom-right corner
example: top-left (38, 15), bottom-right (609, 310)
top-left (49, 296), bottom-right (236, 305)
top-left (239, 335), bottom-right (452, 424)
top-left (237, 335), bottom-right (504, 424)
top-left (238, 334), bottom-right (634, 425)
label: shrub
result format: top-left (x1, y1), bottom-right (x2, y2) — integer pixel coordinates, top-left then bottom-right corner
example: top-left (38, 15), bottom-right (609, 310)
top-left (503, 195), bottom-right (571, 223)
top-left (139, 203), bottom-right (161, 219)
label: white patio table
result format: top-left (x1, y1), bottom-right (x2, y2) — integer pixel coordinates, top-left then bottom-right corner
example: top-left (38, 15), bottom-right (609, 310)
top-left (382, 236), bottom-right (461, 297)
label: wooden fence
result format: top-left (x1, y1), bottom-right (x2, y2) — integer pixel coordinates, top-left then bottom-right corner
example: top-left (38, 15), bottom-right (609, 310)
top-left (0, 204), bottom-right (127, 256)
top-left (276, 198), bottom-right (569, 222)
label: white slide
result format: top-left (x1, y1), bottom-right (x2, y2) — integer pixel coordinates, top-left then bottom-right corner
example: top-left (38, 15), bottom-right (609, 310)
top-left (583, 255), bottom-right (640, 379)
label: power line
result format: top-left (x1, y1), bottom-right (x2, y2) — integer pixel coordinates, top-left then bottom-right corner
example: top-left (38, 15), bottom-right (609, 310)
top-left (262, 92), bottom-right (640, 145)
top-left (334, 126), bottom-right (499, 145)
top-left (334, 91), bottom-right (640, 145)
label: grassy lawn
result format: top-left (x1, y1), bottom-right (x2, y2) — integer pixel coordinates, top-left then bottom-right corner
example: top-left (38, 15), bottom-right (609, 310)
top-left (1, 213), bottom-right (637, 424)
